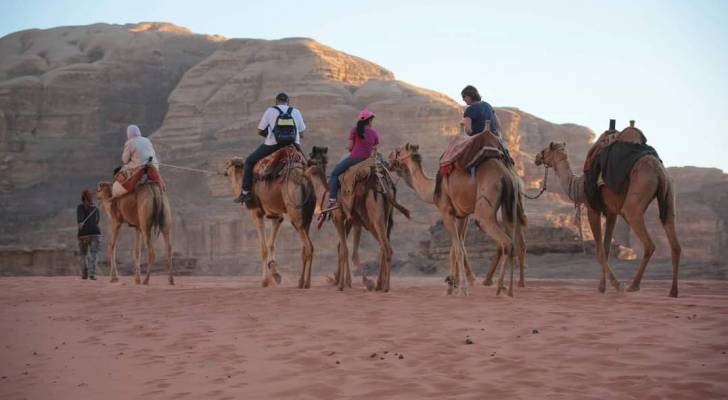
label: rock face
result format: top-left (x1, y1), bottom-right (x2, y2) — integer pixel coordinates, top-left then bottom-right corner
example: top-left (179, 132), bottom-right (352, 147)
top-left (0, 22), bottom-right (222, 245)
top-left (0, 22), bottom-right (725, 276)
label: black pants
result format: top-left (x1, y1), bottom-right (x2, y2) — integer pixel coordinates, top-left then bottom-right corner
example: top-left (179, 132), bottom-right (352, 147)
top-left (242, 142), bottom-right (303, 192)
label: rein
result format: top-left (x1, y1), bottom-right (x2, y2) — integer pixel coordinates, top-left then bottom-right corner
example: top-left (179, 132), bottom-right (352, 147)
top-left (523, 166), bottom-right (549, 200)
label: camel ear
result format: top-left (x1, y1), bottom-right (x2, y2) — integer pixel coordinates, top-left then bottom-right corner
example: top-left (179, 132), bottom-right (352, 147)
top-left (322, 147), bottom-right (328, 154)
top-left (411, 144), bottom-right (419, 152)
top-left (404, 143), bottom-right (411, 151)
top-left (549, 142), bottom-right (555, 150)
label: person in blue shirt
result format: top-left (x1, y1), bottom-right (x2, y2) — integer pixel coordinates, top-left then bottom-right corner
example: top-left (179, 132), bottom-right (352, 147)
top-left (461, 85), bottom-right (500, 136)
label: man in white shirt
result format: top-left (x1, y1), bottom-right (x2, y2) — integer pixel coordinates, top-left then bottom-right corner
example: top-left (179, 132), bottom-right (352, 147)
top-left (120, 125), bottom-right (159, 171)
top-left (234, 92), bottom-right (306, 205)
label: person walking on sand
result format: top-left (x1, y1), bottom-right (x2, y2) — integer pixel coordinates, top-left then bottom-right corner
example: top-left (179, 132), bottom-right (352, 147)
top-left (77, 189), bottom-right (102, 280)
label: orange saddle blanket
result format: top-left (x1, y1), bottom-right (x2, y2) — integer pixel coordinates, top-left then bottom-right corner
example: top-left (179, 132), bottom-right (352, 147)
top-left (114, 165), bottom-right (166, 193)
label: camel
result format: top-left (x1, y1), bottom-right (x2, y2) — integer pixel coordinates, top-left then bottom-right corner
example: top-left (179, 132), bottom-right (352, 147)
top-left (96, 181), bottom-right (174, 285)
top-left (389, 143), bottom-right (527, 296)
top-left (534, 142), bottom-right (680, 297)
top-left (224, 156), bottom-right (315, 288)
top-left (306, 147), bottom-right (408, 292)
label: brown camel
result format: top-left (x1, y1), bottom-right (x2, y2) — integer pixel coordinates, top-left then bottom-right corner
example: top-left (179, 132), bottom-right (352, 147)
top-left (96, 182), bottom-right (174, 285)
top-left (306, 147), bottom-right (407, 292)
top-left (224, 157), bottom-right (315, 288)
top-left (389, 143), bottom-right (527, 296)
top-left (534, 142), bottom-right (680, 297)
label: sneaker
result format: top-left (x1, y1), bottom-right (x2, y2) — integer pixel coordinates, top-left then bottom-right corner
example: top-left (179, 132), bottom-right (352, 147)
top-left (89, 276), bottom-right (96, 280)
top-left (82, 270), bottom-right (88, 280)
top-left (234, 191), bottom-right (252, 204)
top-left (322, 199), bottom-right (338, 212)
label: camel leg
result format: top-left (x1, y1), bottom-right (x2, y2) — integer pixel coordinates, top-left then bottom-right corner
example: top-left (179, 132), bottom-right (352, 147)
top-left (293, 223), bottom-right (314, 289)
top-left (624, 212), bottom-right (655, 293)
top-left (251, 212), bottom-right (272, 287)
top-left (503, 218), bottom-right (527, 288)
top-left (441, 213), bottom-right (463, 295)
top-left (587, 208), bottom-right (621, 293)
top-left (132, 228), bottom-right (142, 284)
top-left (662, 216), bottom-right (681, 298)
top-left (603, 213), bottom-right (617, 261)
top-left (371, 211), bottom-right (393, 292)
top-left (333, 212), bottom-right (351, 291)
top-left (267, 217), bottom-right (284, 286)
top-left (108, 223), bottom-right (121, 283)
top-left (142, 228), bottom-right (155, 285)
top-left (164, 228), bottom-right (174, 285)
top-left (456, 217), bottom-right (476, 286)
top-left (351, 224), bottom-right (362, 276)
top-left (474, 193), bottom-right (511, 296)
top-left (483, 248), bottom-right (502, 286)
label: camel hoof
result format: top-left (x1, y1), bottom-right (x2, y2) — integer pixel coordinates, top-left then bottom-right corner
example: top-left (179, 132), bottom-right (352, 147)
top-left (482, 279), bottom-right (493, 287)
top-left (626, 284), bottom-right (640, 293)
top-left (496, 285), bottom-right (507, 296)
top-left (365, 280), bottom-right (375, 292)
top-left (669, 288), bottom-right (678, 298)
top-left (262, 279), bottom-right (270, 288)
top-left (598, 281), bottom-right (606, 293)
top-left (273, 273), bottom-right (282, 285)
top-left (325, 275), bottom-right (336, 285)
top-left (168, 277), bottom-right (174, 285)
top-left (110, 277), bottom-right (119, 283)
top-left (142, 280), bottom-right (149, 285)
top-left (518, 281), bottom-right (525, 288)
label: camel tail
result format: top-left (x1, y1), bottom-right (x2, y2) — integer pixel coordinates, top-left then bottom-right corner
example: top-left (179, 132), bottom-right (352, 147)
top-left (301, 180), bottom-right (316, 229)
top-left (150, 184), bottom-right (166, 237)
top-left (501, 174), bottom-right (527, 227)
top-left (657, 173), bottom-right (675, 225)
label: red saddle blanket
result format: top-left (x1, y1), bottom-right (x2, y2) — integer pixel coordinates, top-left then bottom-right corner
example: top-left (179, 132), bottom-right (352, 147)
top-left (439, 131), bottom-right (505, 177)
top-left (253, 146), bottom-right (306, 179)
top-left (114, 165), bottom-right (166, 192)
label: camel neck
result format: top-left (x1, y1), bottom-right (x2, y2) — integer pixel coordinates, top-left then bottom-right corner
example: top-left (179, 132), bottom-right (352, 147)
top-left (552, 154), bottom-right (583, 204)
top-left (407, 159), bottom-right (436, 204)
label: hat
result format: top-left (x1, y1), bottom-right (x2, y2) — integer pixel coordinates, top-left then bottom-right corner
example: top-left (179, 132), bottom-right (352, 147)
top-left (276, 92), bottom-right (289, 102)
top-left (357, 109), bottom-right (375, 121)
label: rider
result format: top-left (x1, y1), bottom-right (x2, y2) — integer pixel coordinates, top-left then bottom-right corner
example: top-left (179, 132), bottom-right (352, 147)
top-left (234, 92), bottom-right (306, 205)
top-left (113, 124), bottom-right (160, 198)
top-left (326, 110), bottom-right (379, 209)
top-left (461, 85), bottom-right (500, 136)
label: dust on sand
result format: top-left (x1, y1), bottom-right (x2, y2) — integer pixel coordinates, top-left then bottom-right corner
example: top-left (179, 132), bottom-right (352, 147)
top-left (1, 277), bottom-right (727, 399)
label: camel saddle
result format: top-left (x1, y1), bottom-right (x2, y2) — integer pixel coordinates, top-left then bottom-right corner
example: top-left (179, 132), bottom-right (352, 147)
top-left (253, 145), bottom-right (306, 181)
top-left (336, 155), bottom-right (387, 215)
top-left (583, 125), bottom-right (647, 172)
top-left (114, 165), bottom-right (166, 193)
top-left (439, 131), bottom-right (508, 177)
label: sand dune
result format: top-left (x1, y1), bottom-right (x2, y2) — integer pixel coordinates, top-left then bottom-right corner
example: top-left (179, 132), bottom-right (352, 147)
top-left (1, 276), bottom-right (727, 399)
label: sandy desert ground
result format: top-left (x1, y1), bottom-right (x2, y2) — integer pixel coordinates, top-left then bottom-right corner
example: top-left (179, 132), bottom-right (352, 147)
top-left (1, 276), bottom-right (727, 400)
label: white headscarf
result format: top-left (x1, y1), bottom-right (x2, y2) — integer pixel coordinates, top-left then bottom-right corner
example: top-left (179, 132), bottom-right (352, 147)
top-left (126, 124), bottom-right (141, 140)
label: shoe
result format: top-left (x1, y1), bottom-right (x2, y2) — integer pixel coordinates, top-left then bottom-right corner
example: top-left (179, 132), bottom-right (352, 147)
top-left (322, 199), bottom-right (338, 212)
top-left (82, 270), bottom-right (88, 280)
top-left (89, 276), bottom-right (96, 280)
top-left (233, 191), bottom-right (252, 204)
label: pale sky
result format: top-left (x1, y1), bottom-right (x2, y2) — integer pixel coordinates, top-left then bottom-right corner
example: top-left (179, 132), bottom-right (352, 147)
top-left (2, 0), bottom-right (727, 171)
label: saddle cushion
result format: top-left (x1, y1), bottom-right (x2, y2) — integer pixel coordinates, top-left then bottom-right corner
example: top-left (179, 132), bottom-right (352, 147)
top-left (114, 165), bottom-right (166, 194)
top-left (254, 146), bottom-right (306, 180)
top-left (584, 141), bottom-right (661, 212)
top-left (439, 131), bottom-right (505, 176)
top-left (583, 127), bottom-right (647, 172)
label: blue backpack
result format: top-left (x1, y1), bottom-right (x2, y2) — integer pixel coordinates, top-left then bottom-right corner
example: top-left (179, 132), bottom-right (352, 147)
top-left (272, 106), bottom-right (297, 145)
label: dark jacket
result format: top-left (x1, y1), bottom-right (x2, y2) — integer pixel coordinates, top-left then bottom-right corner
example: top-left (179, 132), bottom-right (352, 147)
top-left (77, 204), bottom-right (101, 237)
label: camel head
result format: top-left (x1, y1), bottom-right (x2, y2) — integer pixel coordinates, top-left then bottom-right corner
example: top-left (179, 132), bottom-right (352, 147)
top-left (223, 157), bottom-right (245, 177)
top-left (535, 142), bottom-right (567, 168)
top-left (96, 181), bottom-right (113, 203)
top-left (307, 146), bottom-right (329, 172)
top-left (389, 143), bottom-right (421, 188)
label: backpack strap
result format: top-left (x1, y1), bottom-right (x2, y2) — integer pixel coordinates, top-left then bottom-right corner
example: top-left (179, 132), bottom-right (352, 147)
top-left (273, 106), bottom-right (283, 115)
top-left (283, 107), bottom-right (294, 117)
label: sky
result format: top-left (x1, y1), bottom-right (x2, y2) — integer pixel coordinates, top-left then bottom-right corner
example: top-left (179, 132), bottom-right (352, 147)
top-left (2, 0), bottom-right (727, 171)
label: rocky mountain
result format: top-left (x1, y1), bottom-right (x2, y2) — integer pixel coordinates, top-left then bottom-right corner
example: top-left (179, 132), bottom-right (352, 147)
top-left (0, 22), bottom-right (725, 276)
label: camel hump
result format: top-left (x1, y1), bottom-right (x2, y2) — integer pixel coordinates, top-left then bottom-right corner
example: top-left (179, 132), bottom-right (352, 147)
top-left (253, 145), bottom-right (306, 181)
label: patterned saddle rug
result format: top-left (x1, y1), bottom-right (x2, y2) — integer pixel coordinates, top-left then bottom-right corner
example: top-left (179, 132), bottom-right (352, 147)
top-left (114, 165), bottom-right (165, 195)
top-left (254, 146), bottom-right (306, 180)
top-left (439, 131), bottom-right (507, 177)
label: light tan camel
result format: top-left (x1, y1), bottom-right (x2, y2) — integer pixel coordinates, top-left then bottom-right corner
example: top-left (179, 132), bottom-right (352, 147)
top-left (535, 142), bottom-right (680, 297)
top-left (306, 147), bottom-right (408, 292)
top-left (224, 157), bottom-right (315, 288)
top-left (96, 182), bottom-right (174, 285)
top-left (389, 143), bottom-right (527, 296)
